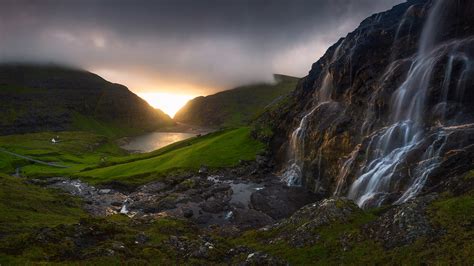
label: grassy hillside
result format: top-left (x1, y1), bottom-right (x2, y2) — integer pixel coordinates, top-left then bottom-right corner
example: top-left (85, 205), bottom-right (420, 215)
top-left (0, 173), bottom-right (207, 264)
top-left (230, 189), bottom-right (474, 265)
top-left (0, 64), bottom-right (173, 137)
top-left (0, 174), bottom-right (86, 235)
top-left (0, 127), bottom-right (265, 187)
top-left (174, 74), bottom-right (299, 127)
top-left (0, 131), bottom-right (126, 176)
top-left (78, 127), bottom-right (265, 186)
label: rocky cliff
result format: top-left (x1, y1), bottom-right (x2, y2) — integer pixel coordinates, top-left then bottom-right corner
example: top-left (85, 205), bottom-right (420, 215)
top-left (266, 0), bottom-right (474, 207)
top-left (0, 64), bottom-right (174, 136)
top-left (175, 74), bottom-right (298, 128)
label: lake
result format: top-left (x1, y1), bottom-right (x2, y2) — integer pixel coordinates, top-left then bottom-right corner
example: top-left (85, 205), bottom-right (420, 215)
top-left (121, 132), bottom-right (197, 153)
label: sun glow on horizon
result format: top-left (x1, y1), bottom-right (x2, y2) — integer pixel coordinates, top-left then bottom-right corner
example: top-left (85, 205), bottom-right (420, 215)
top-left (138, 92), bottom-right (195, 118)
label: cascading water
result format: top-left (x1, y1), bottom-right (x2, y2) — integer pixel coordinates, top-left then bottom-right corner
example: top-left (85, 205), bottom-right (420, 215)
top-left (281, 41), bottom-right (343, 186)
top-left (345, 0), bottom-right (465, 207)
top-left (440, 47), bottom-right (471, 119)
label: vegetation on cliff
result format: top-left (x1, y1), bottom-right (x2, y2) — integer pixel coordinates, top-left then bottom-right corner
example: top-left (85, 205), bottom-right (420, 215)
top-left (0, 64), bottom-right (173, 136)
top-left (174, 74), bottom-right (299, 128)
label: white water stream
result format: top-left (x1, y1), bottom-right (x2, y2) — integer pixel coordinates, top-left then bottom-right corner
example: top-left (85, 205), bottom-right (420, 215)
top-left (281, 41), bottom-right (344, 186)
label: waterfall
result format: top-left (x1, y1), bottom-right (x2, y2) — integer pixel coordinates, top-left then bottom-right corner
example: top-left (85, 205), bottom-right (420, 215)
top-left (281, 41), bottom-right (343, 186)
top-left (281, 105), bottom-right (318, 186)
top-left (334, 145), bottom-right (359, 195)
top-left (346, 0), bottom-right (454, 207)
top-left (394, 6), bottom-right (413, 43)
top-left (391, 5), bottom-right (415, 62)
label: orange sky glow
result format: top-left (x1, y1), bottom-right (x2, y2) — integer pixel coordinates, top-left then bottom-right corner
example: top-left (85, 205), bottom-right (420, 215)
top-left (92, 68), bottom-right (203, 117)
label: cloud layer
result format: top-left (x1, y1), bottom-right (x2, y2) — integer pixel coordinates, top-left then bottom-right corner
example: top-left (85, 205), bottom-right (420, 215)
top-left (0, 0), bottom-right (403, 95)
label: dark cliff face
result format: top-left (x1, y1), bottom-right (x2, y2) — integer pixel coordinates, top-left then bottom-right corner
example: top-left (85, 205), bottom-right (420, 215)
top-left (0, 64), bottom-right (173, 136)
top-left (271, 0), bottom-right (474, 207)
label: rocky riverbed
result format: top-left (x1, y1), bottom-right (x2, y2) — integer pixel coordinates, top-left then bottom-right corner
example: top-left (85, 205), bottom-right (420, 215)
top-left (29, 163), bottom-right (320, 231)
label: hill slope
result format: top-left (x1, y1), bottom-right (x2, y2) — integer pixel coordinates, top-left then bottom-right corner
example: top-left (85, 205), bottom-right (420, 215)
top-left (0, 64), bottom-right (174, 136)
top-left (174, 74), bottom-right (299, 127)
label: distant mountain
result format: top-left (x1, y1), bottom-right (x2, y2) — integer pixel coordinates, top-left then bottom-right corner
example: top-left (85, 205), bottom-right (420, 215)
top-left (174, 74), bottom-right (299, 127)
top-left (0, 64), bottom-right (173, 136)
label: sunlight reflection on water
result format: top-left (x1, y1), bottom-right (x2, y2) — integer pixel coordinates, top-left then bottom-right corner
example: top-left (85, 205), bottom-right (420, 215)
top-left (121, 132), bottom-right (196, 153)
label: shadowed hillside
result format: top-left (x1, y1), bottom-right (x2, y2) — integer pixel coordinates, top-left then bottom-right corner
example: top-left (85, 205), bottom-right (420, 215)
top-left (174, 74), bottom-right (299, 127)
top-left (0, 64), bottom-right (174, 137)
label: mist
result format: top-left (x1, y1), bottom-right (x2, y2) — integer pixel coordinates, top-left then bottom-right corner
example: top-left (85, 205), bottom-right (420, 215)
top-left (0, 0), bottom-right (404, 95)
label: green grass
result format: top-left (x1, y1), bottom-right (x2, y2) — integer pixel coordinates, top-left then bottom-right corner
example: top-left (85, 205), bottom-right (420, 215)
top-left (0, 173), bottom-right (218, 264)
top-left (71, 112), bottom-right (149, 138)
top-left (0, 173), bottom-right (222, 264)
top-left (0, 131), bottom-right (126, 176)
top-left (0, 127), bottom-right (265, 188)
top-left (78, 127), bottom-right (265, 186)
top-left (231, 204), bottom-right (382, 265)
top-left (174, 74), bottom-right (299, 127)
top-left (0, 174), bottom-right (86, 236)
top-left (230, 192), bottom-right (474, 265)
top-left (0, 173), bottom-right (86, 264)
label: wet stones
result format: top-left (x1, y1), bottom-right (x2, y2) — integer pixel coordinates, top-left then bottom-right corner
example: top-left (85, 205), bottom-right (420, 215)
top-left (363, 193), bottom-right (439, 249)
top-left (229, 208), bottom-right (274, 230)
top-left (261, 198), bottom-right (361, 248)
top-left (44, 178), bottom-right (127, 216)
top-left (250, 184), bottom-right (321, 219)
top-left (183, 209), bottom-right (194, 218)
top-left (244, 251), bottom-right (288, 266)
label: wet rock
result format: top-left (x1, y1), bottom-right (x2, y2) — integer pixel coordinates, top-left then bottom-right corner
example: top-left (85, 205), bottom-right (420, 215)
top-left (27, 177), bottom-right (66, 186)
top-left (44, 178), bottom-right (127, 216)
top-left (255, 155), bottom-right (268, 166)
top-left (191, 246), bottom-right (209, 259)
top-left (48, 179), bottom-right (96, 197)
top-left (98, 189), bottom-right (112, 194)
top-left (111, 201), bottom-right (123, 207)
top-left (183, 209), bottom-right (194, 218)
top-left (286, 198), bottom-right (359, 227)
top-left (244, 251), bottom-right (287, 266)
top-left (135, 233), bottom-right (149, 245)
top-left (210, 183), bottom-right (232, 194)
top-left (231, 208), bottom-right (274, 230)
top-left (363, 194), bottom-right (439, 249)
top-left (199, 200), bottom-right (227, 214)
top-left (226, 245), bottom-right (252, 257)
top-left (193, 213), bottom-right (213, 225)
top-left (250, 184), bottom-right (321, 219)
top-left (137, 181), bottom-right (168, 193)
top-left (142, 197), bottom-right (177, 213)
top-left (111, 241), bottom-right (126, 251)
top-left (199, 165), bottom-right (209, 175)
top-left (270, 198), bottom-right (360, 248)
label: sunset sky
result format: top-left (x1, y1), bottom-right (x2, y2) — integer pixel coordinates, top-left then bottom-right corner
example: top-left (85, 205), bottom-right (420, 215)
top-left (0, 0), bottom-right (403, 116)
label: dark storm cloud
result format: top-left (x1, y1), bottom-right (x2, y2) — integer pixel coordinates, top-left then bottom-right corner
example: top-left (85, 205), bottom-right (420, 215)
top-left (0, 0), bottom-right (404, 94)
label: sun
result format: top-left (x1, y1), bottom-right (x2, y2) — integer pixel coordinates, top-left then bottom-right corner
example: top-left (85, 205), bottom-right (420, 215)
top-left (137, 92), bottom-right (195, 118)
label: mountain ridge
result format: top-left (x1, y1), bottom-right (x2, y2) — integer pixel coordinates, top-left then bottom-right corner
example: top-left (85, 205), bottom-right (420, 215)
top-left (174, 74), bottom-right (299, 127)
top-left (0, 63), bottom-right (174, 136)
